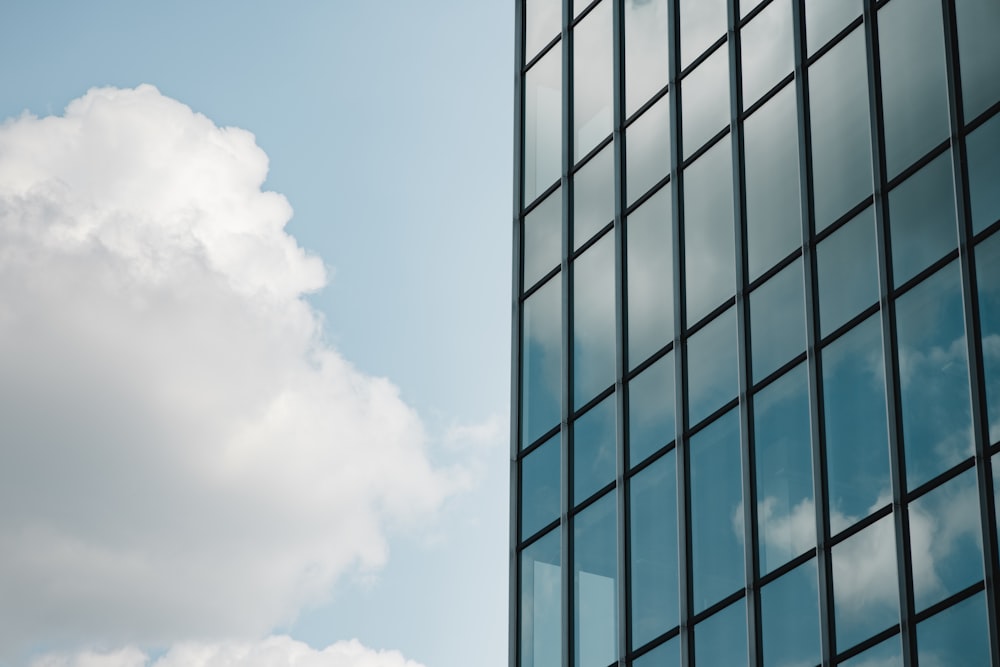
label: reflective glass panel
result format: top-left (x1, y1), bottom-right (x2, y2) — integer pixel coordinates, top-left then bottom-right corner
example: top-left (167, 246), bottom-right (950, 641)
top-left (918, 593), bottom-right (990, 667)
top-left (977, 232), bottom-right (1000, 445)
top-left (574, 0), bottom-right (613, 157)
top-left (627, 187), bottom-right (674, 367)
top-left (744, 85), bottom-right (801, 280)
top-left (967, 113), bottom-right (1000, 234)
top-left (632, 637), bottom-right (679, 667)
top-left (626, 95), bottom-right (671, 205)
top-left (804, 0), bottom-right (862, 56)
top-left (520, 529), bottom-right (562, 667)
top-left (755, 364), bottom-right (815, 573)
top-left (823, 315), bottom-right (890, 524)
top-left (956, 0), bottom-right (1000, 121)
top-left (525, 48), bottom-right (563, 204)
top-left (687, 308), bottom-right (738, 427)
top-left (896, 262), bottom-right (973, 489)
top-left (741, 0), bottom-right (794, 108)
top-left (750, 259), bottom-right (806, 382)
top-left (574, 491), bottom-right (618, 667)
top-left (888, 151), bottom-right (957, 287)
top-left (838, 634), bottom-right (901, 667)
top-left (625, 0), bottom-right (669, 118)
top-left (574, 234), bottom-right (616, 408)
top-left (574, 144), bottom-right (615, 248)
top-left (522, 275), bottom-right (562, 446)
top-left (909, 470), bottom-right (982, 612)
top-left (809, 27), bottom-right (872, 230)
top-left (683, 137), bottom-right (735, 324)
top-left (816, 206), bottom-right (878, 337)
top-left (525, 0), bottom-right (562, 61)
top-left (833, 514), bottom-right (899, 651)
top-left (694, 599), bottom-right (748, 667)
top-left (681, 47), bottom-right (730, 158)
top-left (878, 0), bottom-right (949, 178)
top-left (630, 451), bottom-right (679, 648)
top-left (521, 434), bottom-right (561, 539)
top-left (629, 352), bottom-right (675, 467)
top-left (524, 188), bottom-right (562, 289)
top-left (574, 395), bottom-right (616, 504)
top-left (761, 559), bottom-right (820, 667)
top-left (679, 0), bottom-right (727, 68)
top-left (690, 409), bottom-right (743, 612)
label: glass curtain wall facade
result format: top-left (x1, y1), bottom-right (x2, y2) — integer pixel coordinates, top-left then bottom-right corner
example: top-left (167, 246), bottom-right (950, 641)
top-left (510, 0), bottom-right (1000, 665)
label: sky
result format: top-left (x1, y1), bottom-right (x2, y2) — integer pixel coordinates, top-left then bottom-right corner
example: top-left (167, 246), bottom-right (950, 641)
top-left (0, 3), bottom-right (512, 667)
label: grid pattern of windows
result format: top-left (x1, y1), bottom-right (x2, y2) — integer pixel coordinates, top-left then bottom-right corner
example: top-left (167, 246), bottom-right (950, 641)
top-left (511, 0), bottom-right (1000, 665)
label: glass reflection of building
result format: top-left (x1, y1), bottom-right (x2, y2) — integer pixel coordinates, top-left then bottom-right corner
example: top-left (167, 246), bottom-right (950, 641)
top-left (510, 0), bottom-right (1000, 665)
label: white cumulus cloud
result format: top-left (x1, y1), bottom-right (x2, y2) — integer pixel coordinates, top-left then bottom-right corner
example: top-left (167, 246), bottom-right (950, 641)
top-left (0, 85), bottom-right (455, 656)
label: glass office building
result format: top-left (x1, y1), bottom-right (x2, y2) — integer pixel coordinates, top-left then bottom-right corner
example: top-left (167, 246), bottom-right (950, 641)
top-left (510, 0), bottom-right (1000, 665)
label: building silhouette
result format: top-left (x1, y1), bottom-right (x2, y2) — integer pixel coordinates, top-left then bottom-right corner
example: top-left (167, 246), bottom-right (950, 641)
top-left (510, 0), bottom-right (1000, 665)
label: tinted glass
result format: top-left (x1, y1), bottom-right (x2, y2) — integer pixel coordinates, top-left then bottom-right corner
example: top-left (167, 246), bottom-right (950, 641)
top-left (630, 451), bottom-right (679, 648)
top-left (816, 206), bottom-right (878, 337)
top-left (520, 529), bottom-right (562, 667)
top-left (574, 234), bottom-right (616, 408)
top-left (629, 352), bottom-right (675, 467)
top-left (525, 48), bottom-right (563, 204)
top-left (574, 490), bottom-right (618, 667)
top-left (524, 188), bottom-right (562, 289)
top-left (690, 409), bottom-right (743, 612)
top-left (522, 275), bottom-right (562, 446)
top-left (625, 0), bottom-right (669, 117)
top-left (804, 0), bottom-right (862, 56)
top-left (760, 559), bottom-right (820, 667)
top-left (750, 259), bottom-right (806, 382)
top-left (956, 0), bottom-right (1000, 121)
top-left (896, 262), bottom-right (973, 489)
top-left (525, 0), bottom-right (561, 61)
top-left (755, 364), bottom-right (815, 573)
top-left (977, 232), bottom-right (1000, 445)
top-left (838, 634), bottom-right (901, 667)
top-left (626, 95), bottom-right (670, 205)
top-left (744, 85), bottom-right (801, 280)
top-left (694, 599), bottom-right (748, 667)
top-left (574, 144), bottom-right (615, 248)
top-left (833, 514), bottom-right (899, 651)
top-left (687, 308), bottom-right (738, 427)
top-left (917, 593), bottom-right (990, 667)
top-left (632, 637), bottom-right (679, 667)
top-left (574, 395), bottom-right (616, 504)
top-left (679, 0), bottom-right (727, 68)
top-left (574, 0), bottom-right (613, 157)
top-left (823, 315), bottom-right (890, 524)
top-left (521, 434), bottom-right (561, 539)
top-left (888, 151), bottom-right (956, 287)
top-left (809, 28), bottom-right (872, 230)
top-left (683, 137), bottom-right (735, 324)
top-left (681, 47), bottom-right (730, 158)
top-left (967, 113), bottom-right (1000, 234)
top-left (627, 187), bottom-right (674, 367)
top-left (741, 0), bottom-right (794, 107)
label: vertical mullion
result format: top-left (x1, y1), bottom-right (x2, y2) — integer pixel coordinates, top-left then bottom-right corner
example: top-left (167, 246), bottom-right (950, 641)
top-left (861, 1), bottom-right (916, 664)
top-left (562, 0), bottom-right (574, 665)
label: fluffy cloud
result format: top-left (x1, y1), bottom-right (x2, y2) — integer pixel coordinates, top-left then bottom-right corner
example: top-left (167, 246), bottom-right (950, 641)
top-left (0, 85), bottom-right (454, 654)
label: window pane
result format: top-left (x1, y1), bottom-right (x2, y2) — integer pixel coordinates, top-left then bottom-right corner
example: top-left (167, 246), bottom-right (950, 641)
top-left (574, 394), bottom-right (617, 505)
top-left (574, 0), bottom-right (613, 157)
top-left (629, 352), bottom-right (675, 467)
top-left (681, 47), bottom-right (730, 158)
top-left (755, 364), bottom-right (815, 574)
top-left (690, 409), bottom-right (743, 612)
top-left (632, 637), bottom-right (679, 667)
top-left (626, 95), bottom-right (670, 205)
top-left (574, 234), bottom-right (616, 408)
top-left (694, 599), bottom-right (748, 667)
top-left (967, 113), bottom-right (1000, 234)
top-left (525, 0), bottom-right (562, 61)
top-left (524, 188), bottom-right (562, 289)
top-left (520, 529), bottom-right (562, 667)
top-left (744, 85), bottom-right (801, 280)
top-left (977, 232), bottom-right (1000, 445)
top-left (625, 0), bottom-right (669, 118)
top-left (683, 137), bottom-right (735, 324)
top-left (679, 0), bottom-right (727, 68)
top-left (909, 470), bottom-right (982, 612)
top-left (888, 151), bottom-right (957, 287)
top-left (838, 634), bottom-right (901, 667)
top-left (918, 593), bottom-right (991, 666)
top-left (574, 491), bottom-right (618, 667)
top-left (761, 559), bottom-right (820, 667)
top-left (823, 315), bottom-right (890, 524)
top-left (687, 308), bottom-right (738, 427)
top-left (574, 144), bottom-right (615, 248)
top-left (896, 262), bottom-right (973, 489)
top-left (878, 0), bottom-right (949, 178)
top-left (522, 275), bottom-right (562, 446)
top-left (741, 0), bottom-right (794, 107)
top-left (627, 187), bottom-right (673, 367)
top-left (521, 434), bottom-right (561, 539)
top-left (525, 48), bottom-right (563, 204)
top-left (630, 451), bottom-right (679, 648)
top-left (750, 259), bottom-right (806, 382)
top-left (816, 206), bottom-right (878, 337)
top-left (956, 0), bottom-right (1000, 121)
top-left (809, 27), bottom-right (872, 230)
top-left (833, 514), bottom-right (899, 651)
top-left (804, 0), bottom-right (862, 56)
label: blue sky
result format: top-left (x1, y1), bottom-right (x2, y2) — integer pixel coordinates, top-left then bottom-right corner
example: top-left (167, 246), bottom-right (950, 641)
top-left (0, 2), bottom-right (512, 667)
